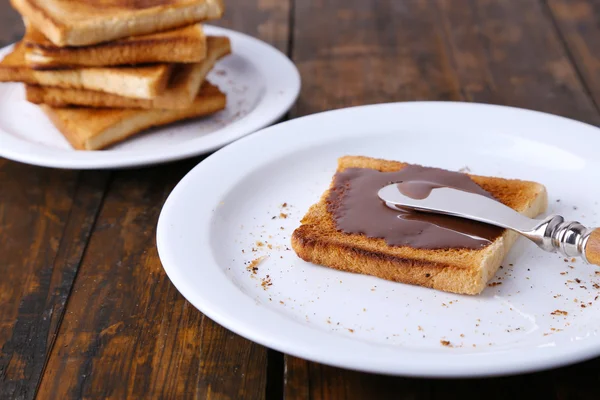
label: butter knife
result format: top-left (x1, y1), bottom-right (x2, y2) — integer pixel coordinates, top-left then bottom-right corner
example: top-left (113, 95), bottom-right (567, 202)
top-left (378, 184), bottom-right (600, 265)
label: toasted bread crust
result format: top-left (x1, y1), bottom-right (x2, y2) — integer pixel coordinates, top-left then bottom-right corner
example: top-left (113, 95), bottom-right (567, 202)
top-left (0, 42), bottom-right (173, 98)
top-left (25, 36), bottom-right (231, 109)
top-left (24, 24), bottom-right (207, 68)
top-left (291, 156), bottom-right (548, 295)
top-left (41, 82), bottom-right (226, 150)
top-left (11, 0), bottom-right (224, 46)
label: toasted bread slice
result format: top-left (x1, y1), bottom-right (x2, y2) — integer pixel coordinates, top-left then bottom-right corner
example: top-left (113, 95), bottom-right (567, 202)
top-left (25, 36), bottom-right (231, 109)
top-left (10, 0), bottom-right (224, 47)
top-left (24, 23), bottom-right (207, 69)
top-left (0, 43), bottom-right (172, 98)
top-left (41, 82), bottom-right (226, 151)
top-left (291, 156), bottom-right (548, 295)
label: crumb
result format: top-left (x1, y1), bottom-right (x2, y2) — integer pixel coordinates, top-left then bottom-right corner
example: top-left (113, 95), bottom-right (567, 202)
top-left (573, 206), bottom-right (578, 210)
top-left (268, 244), bottom-right (273, 249)
top-left (488, 282), bottom-right (502, 287)
top-left (363, 308), bottom-right (366, 312)
top-left (256, 241), bottom-right (264, 247)
top-left (560, 272), bottom-right (568, 275)
top-left (280, 227), bottom-right (284, 230)
top-left (564, 258), bottom-right (569, 262)
top-left (556, 199), bottom-right (560, 202)
top-left (418, 326), bottom-right (423, 331)
top-left (348, 328), bottom-right (354, 333)
top-left (252, 247), bottom-right (257, 252)
top-left (440, 340), bottom-right (452, 347)
top-left (551, 310), bottom-right (568, 316)
top-left (371, 287), bottom-right (376, 292)
top-left (500, 266), bottom-right (503, 269)
top-left (460, 334), bottom-right (465, 338)
top-left (442, 303), bottom-right (448, 307)
top-left (509, 263), bottom-right (514, 266)
top-left (568, 265), bottom-right (574, 269)
top-left (279, 213), bottom-right (288, 219)
top-left (260, 275), bottom-right (273, 290)
top-left (472, 344), bottom-right (476, 348)
top-left (596, 271), bottom-right (600, 275)
top-left (282, 202), bottom-right (288, 208)
top-left (271, 216), bottom-right (276, 220)
top-left (326, 318), bottom-right (331, 324)
top-left (575, 278), bottom-right (581, 283)
top-left (214, 69), bottom-right (227, 76)
top-left (571, 258), bottom-right (576, 262)
top-left (247, 256), bottom-right (266, 274)
top-left (581, 304), bottom-right (587, 308)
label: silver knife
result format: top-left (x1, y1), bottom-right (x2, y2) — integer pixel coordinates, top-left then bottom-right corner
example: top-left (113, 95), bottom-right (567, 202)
top-left (377, 184), bottom-right (600, 266)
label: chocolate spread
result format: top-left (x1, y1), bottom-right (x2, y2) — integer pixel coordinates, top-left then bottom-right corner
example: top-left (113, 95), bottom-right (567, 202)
top-left (327, 165), bottom-right (503, 249)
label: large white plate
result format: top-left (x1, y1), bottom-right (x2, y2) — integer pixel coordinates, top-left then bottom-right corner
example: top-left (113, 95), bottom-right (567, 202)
top-left (157, 102), bottom-right (600, 377)
top-left (0, 26), bottom-right (300, 169)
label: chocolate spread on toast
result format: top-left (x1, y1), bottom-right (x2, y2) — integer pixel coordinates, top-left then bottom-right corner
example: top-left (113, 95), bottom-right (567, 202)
top-left (327, 165), bottom-right (503, 249)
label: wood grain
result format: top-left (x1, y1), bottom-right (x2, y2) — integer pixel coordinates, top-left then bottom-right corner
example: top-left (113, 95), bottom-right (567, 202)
top-left (546, 0), bottom-right (600, 110)
top-left (284, 0), bottom-right (600, 398)
top-left (36, 162), bottom-right (212, 399)
top-left (0, 164), bottom-right (109, 400)
top-left (436, 0), bottom-right (600, 125)
top-left (33, 2), bottom-right (291, 398)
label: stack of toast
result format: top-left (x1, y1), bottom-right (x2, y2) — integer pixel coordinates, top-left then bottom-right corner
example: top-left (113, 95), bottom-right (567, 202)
top-left (0, 0), bottom-right (230, 150)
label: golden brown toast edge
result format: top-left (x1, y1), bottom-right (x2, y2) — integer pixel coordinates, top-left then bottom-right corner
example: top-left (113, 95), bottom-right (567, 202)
top-left (25, 36), bottom-right (231, 110)
top-left (24, 24), bottom-right (208, 69)
top-left (41, 82), bottom-right (226, 151)
top-left (25, 36), bottom-right (231, 109)
top-left (11, 0), bottom-right (225, 47)
top-left (0, 42), bottom-right (173, 99)
top-left (291, 156), bottom-right (548, 295)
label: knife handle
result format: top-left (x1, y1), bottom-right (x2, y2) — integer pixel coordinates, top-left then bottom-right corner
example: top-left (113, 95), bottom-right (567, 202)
top-left (584, 228), bottom-right (600, 266)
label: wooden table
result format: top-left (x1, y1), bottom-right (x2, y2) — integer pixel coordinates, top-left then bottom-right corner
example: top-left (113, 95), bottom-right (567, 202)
top-left (1, 1), bottom-right (600, 398)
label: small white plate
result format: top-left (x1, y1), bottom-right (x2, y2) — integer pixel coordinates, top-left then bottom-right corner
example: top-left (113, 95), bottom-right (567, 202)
top-left (0, 26), bottom-right (300, 169)
top-left (157, 102), bottom-right (600, 377)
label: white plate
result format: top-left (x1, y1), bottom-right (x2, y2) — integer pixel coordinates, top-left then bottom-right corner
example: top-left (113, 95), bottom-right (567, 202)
top-left (157, 102), bottom-right (600, 377)
top-left (0, 26), bottom-right (300, 169)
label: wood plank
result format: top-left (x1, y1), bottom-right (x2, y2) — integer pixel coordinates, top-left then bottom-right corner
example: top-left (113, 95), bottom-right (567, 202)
top-left (0, 5), bottom-right (110, 399)
top-left (284, 0), bottom-right (600, 398)
top-left (436, 0), bottom-right (600, 124)
top-left (546, 0), bottom-right (600, 109)
top-left (0, 163), bottom-right (109, 400)
top-left (36, 2), bottom-right (291, 398)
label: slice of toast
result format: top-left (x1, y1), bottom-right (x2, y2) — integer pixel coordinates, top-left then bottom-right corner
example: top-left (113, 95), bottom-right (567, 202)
top-left (10, 0), bottom-right (224, 47)
top-left (41, 82), bottom-right (226, 151)
top-left (291, 156), bottom-right (548, 295)
top-left (0, 43), bottom-right (172, 99)
top-left (25, 36), bottom-right (231, 110)
top-left (24, 23), bottom-right (207, 69)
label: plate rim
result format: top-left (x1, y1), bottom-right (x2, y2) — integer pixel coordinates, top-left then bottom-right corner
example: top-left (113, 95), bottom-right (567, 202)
top-left (157, 101), bottom-right (600, 378)
top-left (0, 25), bottom-right (301, 169)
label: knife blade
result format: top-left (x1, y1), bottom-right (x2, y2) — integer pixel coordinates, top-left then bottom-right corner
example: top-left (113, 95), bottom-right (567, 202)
top-left (377, 183), bottom-right (600, 265)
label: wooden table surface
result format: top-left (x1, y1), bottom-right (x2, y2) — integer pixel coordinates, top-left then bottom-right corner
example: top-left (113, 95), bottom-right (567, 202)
top-left (2, 0), bottom-right (600, 399)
